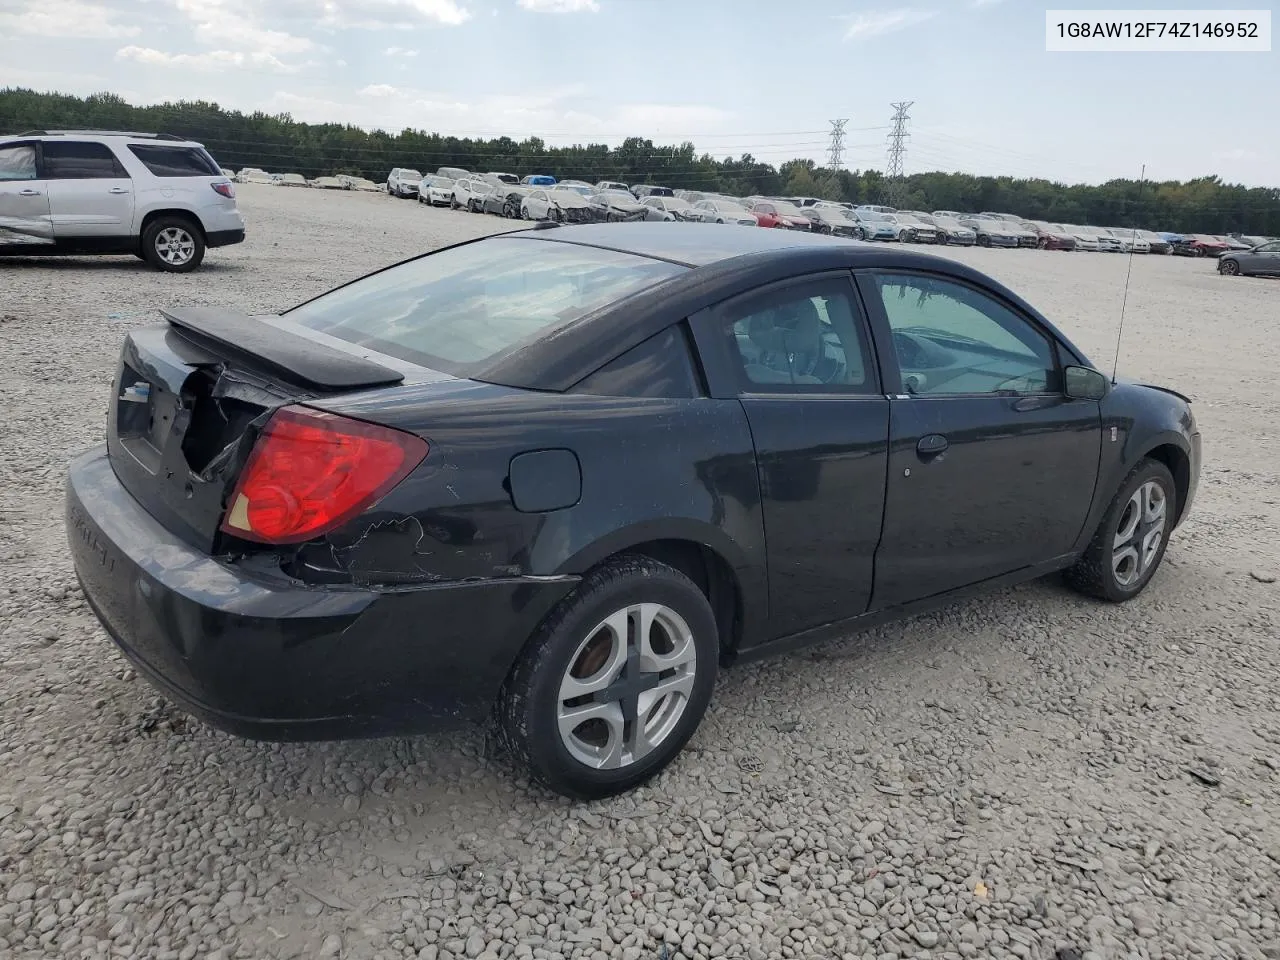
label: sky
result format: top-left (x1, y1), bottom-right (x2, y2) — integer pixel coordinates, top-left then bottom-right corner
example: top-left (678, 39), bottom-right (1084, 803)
top-left (0, 0), bottom-right (1276, 186)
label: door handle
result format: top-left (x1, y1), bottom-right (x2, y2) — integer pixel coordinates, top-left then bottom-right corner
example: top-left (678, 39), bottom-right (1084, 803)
top-left (18, 188), bottom-right (41, 196)
top-left (916, 434), bottom-right (949, 459)
top-left (107, 187), bottom-right (130, 194)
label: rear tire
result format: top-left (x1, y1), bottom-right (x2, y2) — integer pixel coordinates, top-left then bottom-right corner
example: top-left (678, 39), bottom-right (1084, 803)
top-left (497, 556), bottom-right (719, 799)
top-left (141, 216), bottom-right (205, 273)
top-left (1065, 459), bottom-right (1176, 603)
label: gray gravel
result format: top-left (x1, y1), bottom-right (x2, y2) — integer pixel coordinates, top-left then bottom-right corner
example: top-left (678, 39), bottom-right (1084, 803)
top-left (2, 184), bottom-right (1279, 960)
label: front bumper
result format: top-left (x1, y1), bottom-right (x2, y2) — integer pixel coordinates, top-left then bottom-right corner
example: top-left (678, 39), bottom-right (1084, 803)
top-left (66, 449), bottom-right (575, 739)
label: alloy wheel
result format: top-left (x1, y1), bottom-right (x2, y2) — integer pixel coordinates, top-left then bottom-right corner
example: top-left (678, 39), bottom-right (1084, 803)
top-left (556, 603), bottom-right (697, 770)
top-left (1112, 480), bottom-right (1167, 588)
top-left (154, 227), bottom-right (196, 267)
top-left (1220, 260), bottom-right (1240, 276)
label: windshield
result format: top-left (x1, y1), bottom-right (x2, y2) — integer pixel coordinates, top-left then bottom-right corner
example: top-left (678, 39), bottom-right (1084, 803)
top-left (770, 201), bottom-right (805, 216)
top-left (401, 169), bottom-right (421, 179)
top-left (664, 198), bottom-right (693, 211)
top-left (288, 238), bottom-right (685, 375)
top-left (555, 184), bottom-right (593, 197)
top-left (601, 191), bottom-right (634, 203)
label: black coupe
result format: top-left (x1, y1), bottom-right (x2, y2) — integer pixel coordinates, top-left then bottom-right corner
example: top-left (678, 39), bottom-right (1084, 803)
top-left (66, 223), bottom-right (1201, 798)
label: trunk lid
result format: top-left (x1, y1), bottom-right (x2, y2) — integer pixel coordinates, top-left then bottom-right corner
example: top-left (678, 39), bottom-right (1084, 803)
top-left (105, 307), bottom-right (442, 552)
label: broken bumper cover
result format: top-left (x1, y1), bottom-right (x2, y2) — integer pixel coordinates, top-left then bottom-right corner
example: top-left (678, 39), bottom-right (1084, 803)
top-left (66, 448), bottom-right (577, 740)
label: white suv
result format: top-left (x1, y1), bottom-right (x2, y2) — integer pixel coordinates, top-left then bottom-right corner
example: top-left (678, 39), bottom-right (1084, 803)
top-left (0, 130), bottom-right (245, 273)
top-left (387, 167), bottom-right (422, 199)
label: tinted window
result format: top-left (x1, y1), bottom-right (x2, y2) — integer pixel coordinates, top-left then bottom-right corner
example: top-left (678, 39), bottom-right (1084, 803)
top-left (872, 273), bottom-right (1059, 396)
top-left (127, 145), bottom-right (221, 177)
top-left (722, 278), bottom-right (875, 394)
top-left (574, 325), bottom-right (702, 399)
top-left (42, 141), bottom-right (127, 179)
top-left (0, 145), bottom-right (37, 181)
top-left (288, 237), bottom-right (686, 376)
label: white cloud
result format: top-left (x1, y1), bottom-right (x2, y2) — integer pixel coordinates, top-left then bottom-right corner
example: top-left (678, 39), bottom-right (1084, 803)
top-left (385, 46), bottom-right (420, 56)
top-left (0, 0), bottom-right (140, 39)
top-left (360, 83), bottom-right (402, 97)
top-left (1212, 148), bottom-right (1258, 162)
top-left (840, 9), bottom-right (935, 40)
top-left (517, 0), bottom-right (599, 12)
top-left (315, 0), bottom-right (471, 27)
top-left (116, 45), bottom-right (299, 73)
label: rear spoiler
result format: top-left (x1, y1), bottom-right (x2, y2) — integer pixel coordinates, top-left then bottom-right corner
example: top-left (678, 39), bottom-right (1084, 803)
top-left (161, 307), bottom-right (404, 391)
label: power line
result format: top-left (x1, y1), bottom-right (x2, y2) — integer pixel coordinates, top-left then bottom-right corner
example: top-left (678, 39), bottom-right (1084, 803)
top-left (885, 101), bottom-right (914, 206)
top-left (827, 119), bottom-right (848, 170)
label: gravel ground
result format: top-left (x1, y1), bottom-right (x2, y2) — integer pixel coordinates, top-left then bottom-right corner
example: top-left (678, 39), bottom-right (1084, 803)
top-left (1, 184), bottom-right (1278, 960)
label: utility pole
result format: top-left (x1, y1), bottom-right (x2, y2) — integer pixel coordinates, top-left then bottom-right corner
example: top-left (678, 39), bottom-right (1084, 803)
top-left (827, 118), bottom-right (848, 169)
top-left (885, 101), bottom-right (914, 205)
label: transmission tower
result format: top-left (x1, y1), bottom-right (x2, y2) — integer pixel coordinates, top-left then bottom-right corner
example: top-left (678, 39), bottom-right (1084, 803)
top-left (885, 101), bottom-right (914, 205)
top-left (827, 118), bottom-right (848, 169)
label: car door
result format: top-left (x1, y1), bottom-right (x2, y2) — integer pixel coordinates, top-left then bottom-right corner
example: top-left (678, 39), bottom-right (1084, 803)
top-left (1244, 240), bottom-right (1280, 275)
top-left (691, 272), bottom-right (890, 642)
top-left (860, 269), bottom-right (1102, 609)
top-left (0, 141), bottom-right (54, 246)
top-left (41, 140), bottom-right (134, 238)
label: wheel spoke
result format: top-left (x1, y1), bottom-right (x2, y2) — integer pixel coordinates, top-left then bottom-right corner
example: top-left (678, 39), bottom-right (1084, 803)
top-left (636, 670), bottom-right (695, 718)
top-left (1113, 491), bottom-right (1142, 548)
top-left (558, 610), bottom-right (628, 701)
top-left (557, 700), bottom-right (626, 769)
top-left (636, 603), bottom-right (696, 673)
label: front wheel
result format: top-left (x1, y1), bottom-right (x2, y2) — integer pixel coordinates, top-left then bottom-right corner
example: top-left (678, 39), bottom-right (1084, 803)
top-left (977, 235), bottom-right (991, 247)
top-left (497, 556), bottom-right (719, 799)
top-left (1219, 259), bottom-right (1240, 276)
top-left (1065, 459), bottom-right (1176, 602)
top-left (854, 226), bottom-right (867, 241)
top-left (141, 217), bottom-right (205, 273)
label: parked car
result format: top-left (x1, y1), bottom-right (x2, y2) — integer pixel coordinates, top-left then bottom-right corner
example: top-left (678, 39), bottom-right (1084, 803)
top-left (521, 186), bottom-right (597, 222)
top-left (311, 176), bottom-right (347, 190)
top-left (639, 196), bottom-right (699, 222)
top-left (1235, 235), bottom-right (1271, 247)
top-left (277, 173), bottom-right (309, 188)
top-left (850, 210), bottom-right (903, 242)
top-left (931, 210), bottom-right (968, 220)
top-left (521, 174), bottom-right (557, 187)
top-left (1218, 235), bottom-right (1252, 252)
top-left (1081, 226), bottom-right (1123, 253)
top-left (387, 168), bottom-right (422, 198)
top-left (1172, 234), bottom-right (1230, 257)
top-left (487, 172), bottom-right (520, 185)
top-left (1135, 230), bottom-right (1171, 254)
top-left (1218, 238), bottom-right (1280, 276)
top-left (236, 167), bottom-right (273, 184)
top-left (961, 216), bottom-right (1021, 248)
top-left (590, 190), bottom-right (648, 222)
top-left (337, 175), bottom-right (379, 192)
top-left (1019, 221), bottom-right (1077, 250)
top-left (856, 204), bottom-right (897, 215)
top-left (596, 180), bottom-right (630, 193)
top-left (674, 190), bottom-right (710, 204)
top-left (980, 212), bottom-right (1025, 223)
top-left (881, 213), bottom-right (938, 244)
top-left (0, 130), bottom-right (244, 272)
top-left (747, 199), bottom-right (812, 231)
top-left (481, 183), bottom-right (531, 219)
top-left (691, 199), bottom-right (757, 226)
top-left (437, 166), bottom-right (470, 181)
top-left (451, 177), bottom-right (493, 212)
top-left (1101, 228), bottom-right (1150, 254)
top-left (632, 184), bottom-right (675, 199)
top-left (66, 222), bottom-right (1202, 799)
top-left (1058, 225), bottom-right (1102, 252)
top-left (806, 205), bottom-right (864, 238)
top-left (416, 175), bottom-right (456, 207)
top-left (913, 213), bottom-right (976, 246)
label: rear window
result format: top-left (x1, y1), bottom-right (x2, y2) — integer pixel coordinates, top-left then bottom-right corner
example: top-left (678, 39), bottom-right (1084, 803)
top-left (127, 144), bottom-right (221, 177)
top-left (286, 237), bottom-right (687, 375)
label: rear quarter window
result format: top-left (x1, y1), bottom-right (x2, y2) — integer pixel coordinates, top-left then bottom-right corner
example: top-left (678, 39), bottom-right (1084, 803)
top-left (127, 144), bottom-right (222, 177)
top-left (573, 325), bottom-right (704, 399)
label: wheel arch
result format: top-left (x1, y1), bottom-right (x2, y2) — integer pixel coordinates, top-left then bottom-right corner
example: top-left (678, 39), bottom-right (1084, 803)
top-left (139, 208), bottom-right (207, 244)
top-left (1140, 440), bottom-right (1192, 526)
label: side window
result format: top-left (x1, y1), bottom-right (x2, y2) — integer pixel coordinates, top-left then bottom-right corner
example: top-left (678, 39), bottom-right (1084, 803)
top-left (1257, 241), bottom-right (1280, 253)
top-left (573, 325), bottom-right (703, 399)
top-left (721, 278), bottom-right (875, 394)
top-left (0, 145), bottom-right (38, 181)
top-left (41, 141), bottom-right (128, 179)
top-left (871, 273), bottom-right (1059, 396)
top-left (127, 145), bottom-right (221, 177)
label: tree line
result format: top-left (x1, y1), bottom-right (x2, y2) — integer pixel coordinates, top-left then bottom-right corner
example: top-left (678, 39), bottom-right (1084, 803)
top-left (3, 88), bottom-right (1277, 235)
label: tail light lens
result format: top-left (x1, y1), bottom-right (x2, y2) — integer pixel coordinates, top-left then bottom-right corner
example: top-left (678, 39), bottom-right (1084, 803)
top-left (211, 181), bottom-right (235, 199)
top-left (220, 406), bottom-right (428, 545)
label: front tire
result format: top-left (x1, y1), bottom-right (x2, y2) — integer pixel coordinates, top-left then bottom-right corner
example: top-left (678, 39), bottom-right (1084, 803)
top-left (1219, 259), bottom-right (1240, 276)
top-left (141, 216), bottom-right (205, 273)
top-left (497, 556), bottom-right (719, 799)
top-left (1065, 459), bottom-right (1176, 602)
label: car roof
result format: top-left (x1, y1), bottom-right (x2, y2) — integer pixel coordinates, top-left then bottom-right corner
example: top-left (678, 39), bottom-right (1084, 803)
top-left (0, 129), bottom-right (203, 147)
top-left (461, 222), bottom-right (1092, 391)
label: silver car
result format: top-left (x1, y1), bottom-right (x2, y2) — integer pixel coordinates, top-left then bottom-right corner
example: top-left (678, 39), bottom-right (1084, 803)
top-left (692, 199), bottom-right (757, 226)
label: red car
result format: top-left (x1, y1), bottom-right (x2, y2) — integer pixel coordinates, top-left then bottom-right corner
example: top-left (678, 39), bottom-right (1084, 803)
top-left (749, 199), bottom-right (813, 230)
top-left (1020, 220), bottom-right (1078, 251)
top-left (1173, 234), bottom-right (1230, 257)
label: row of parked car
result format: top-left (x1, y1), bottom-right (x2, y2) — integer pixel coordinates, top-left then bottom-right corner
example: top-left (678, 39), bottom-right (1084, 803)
top-left (231, 168), bottom-right (383, 192)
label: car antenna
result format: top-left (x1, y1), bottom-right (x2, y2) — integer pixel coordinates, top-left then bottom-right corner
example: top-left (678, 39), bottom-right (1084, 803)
top-left (1111, 163), bottom-right (1146, 385)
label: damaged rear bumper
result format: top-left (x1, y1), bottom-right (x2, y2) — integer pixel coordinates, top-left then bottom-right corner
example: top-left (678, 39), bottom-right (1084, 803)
top-left (66, 448), bottom-right (578, 739)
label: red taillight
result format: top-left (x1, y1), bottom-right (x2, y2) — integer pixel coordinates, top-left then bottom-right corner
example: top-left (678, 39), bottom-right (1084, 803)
top-left (220, 406), bottom-right (428, 545)
top-left (211, 181), bottom-right (235, 199)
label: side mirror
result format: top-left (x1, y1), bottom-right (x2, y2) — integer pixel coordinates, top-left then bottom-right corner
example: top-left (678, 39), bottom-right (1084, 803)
top-left (1064, 365), bottom-right (1110, 401)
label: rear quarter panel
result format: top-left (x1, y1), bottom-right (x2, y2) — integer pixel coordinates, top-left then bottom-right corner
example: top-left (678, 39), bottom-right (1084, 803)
top-left (308, 379), bottom-right (768, 630)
